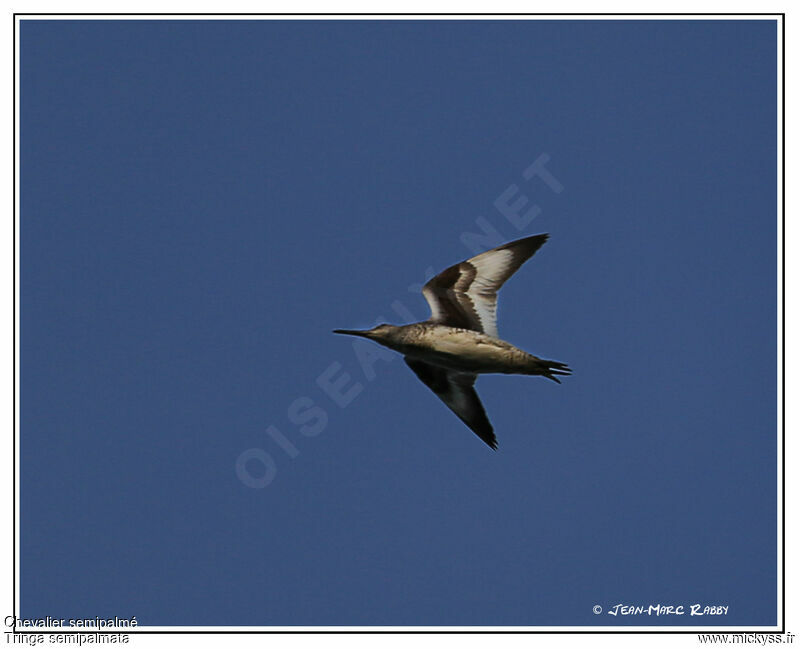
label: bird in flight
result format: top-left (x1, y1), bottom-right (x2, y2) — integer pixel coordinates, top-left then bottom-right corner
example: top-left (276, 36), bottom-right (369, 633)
top-left (333, 234), bottom-right (570, 449)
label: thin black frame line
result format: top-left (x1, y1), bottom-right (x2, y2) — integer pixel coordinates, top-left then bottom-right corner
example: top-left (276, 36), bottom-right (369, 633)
top-left (11, 12), bottom-right (786, 16)
top-left (11, 9), bottom-right (16, 633)
top-left (6, 630), bottom-right (789, 635)
top-left (780, 11), bottom-right (786, 635)
top-left (11, 12), bottom-right (785, 636)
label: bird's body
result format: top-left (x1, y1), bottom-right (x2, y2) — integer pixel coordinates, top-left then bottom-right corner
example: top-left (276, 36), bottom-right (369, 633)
top-left (364, 322), bottom-right (561, 377)
top-left (334, 233), bottom-right (570, 449)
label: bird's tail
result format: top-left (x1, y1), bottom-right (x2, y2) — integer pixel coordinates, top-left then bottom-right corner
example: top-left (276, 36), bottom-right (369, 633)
top-left (528, 358), bottom-right (572, 384)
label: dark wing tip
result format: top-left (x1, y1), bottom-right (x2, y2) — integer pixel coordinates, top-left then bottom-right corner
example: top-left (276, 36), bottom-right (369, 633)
top-left (498, 233), bottom-right (550, 255)
top-left (472, 419), bottom-right (498, 450)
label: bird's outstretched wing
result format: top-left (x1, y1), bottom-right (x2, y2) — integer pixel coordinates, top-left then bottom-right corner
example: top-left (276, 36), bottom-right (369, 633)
top-left (404, 357), bottom-right (497, 450)
top-left (421, 234), bottom-right (549, 338)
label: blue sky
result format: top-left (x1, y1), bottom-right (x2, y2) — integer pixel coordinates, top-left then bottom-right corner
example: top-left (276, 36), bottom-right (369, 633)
top-left (20, 19), bottom-right (778, 626)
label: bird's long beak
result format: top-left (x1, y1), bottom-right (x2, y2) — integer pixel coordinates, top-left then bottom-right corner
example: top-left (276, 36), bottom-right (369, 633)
top-left (332, 329), bottom-right (371, 338)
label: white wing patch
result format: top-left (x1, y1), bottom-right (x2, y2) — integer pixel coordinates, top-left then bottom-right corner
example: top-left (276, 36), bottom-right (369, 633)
top-left (461, 249), bottom-right (513, 338)
top-left (421, 235), bottom-right (548, 338)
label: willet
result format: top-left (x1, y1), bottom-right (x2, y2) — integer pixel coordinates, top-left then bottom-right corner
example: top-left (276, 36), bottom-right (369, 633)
top-left (333, 234), bottom-right (570, 450)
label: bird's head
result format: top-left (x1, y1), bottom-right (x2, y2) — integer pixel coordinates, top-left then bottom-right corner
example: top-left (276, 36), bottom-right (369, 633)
top-left (332, 323), bottom-right (400, 343)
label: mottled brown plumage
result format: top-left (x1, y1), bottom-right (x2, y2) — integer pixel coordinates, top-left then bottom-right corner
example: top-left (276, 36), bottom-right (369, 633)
top-left (334, 234), bottom-right (570, 449)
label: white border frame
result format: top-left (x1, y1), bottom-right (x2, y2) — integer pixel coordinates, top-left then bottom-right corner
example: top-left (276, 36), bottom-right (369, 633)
top-left (10, 12), bottom-right (784, 635)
